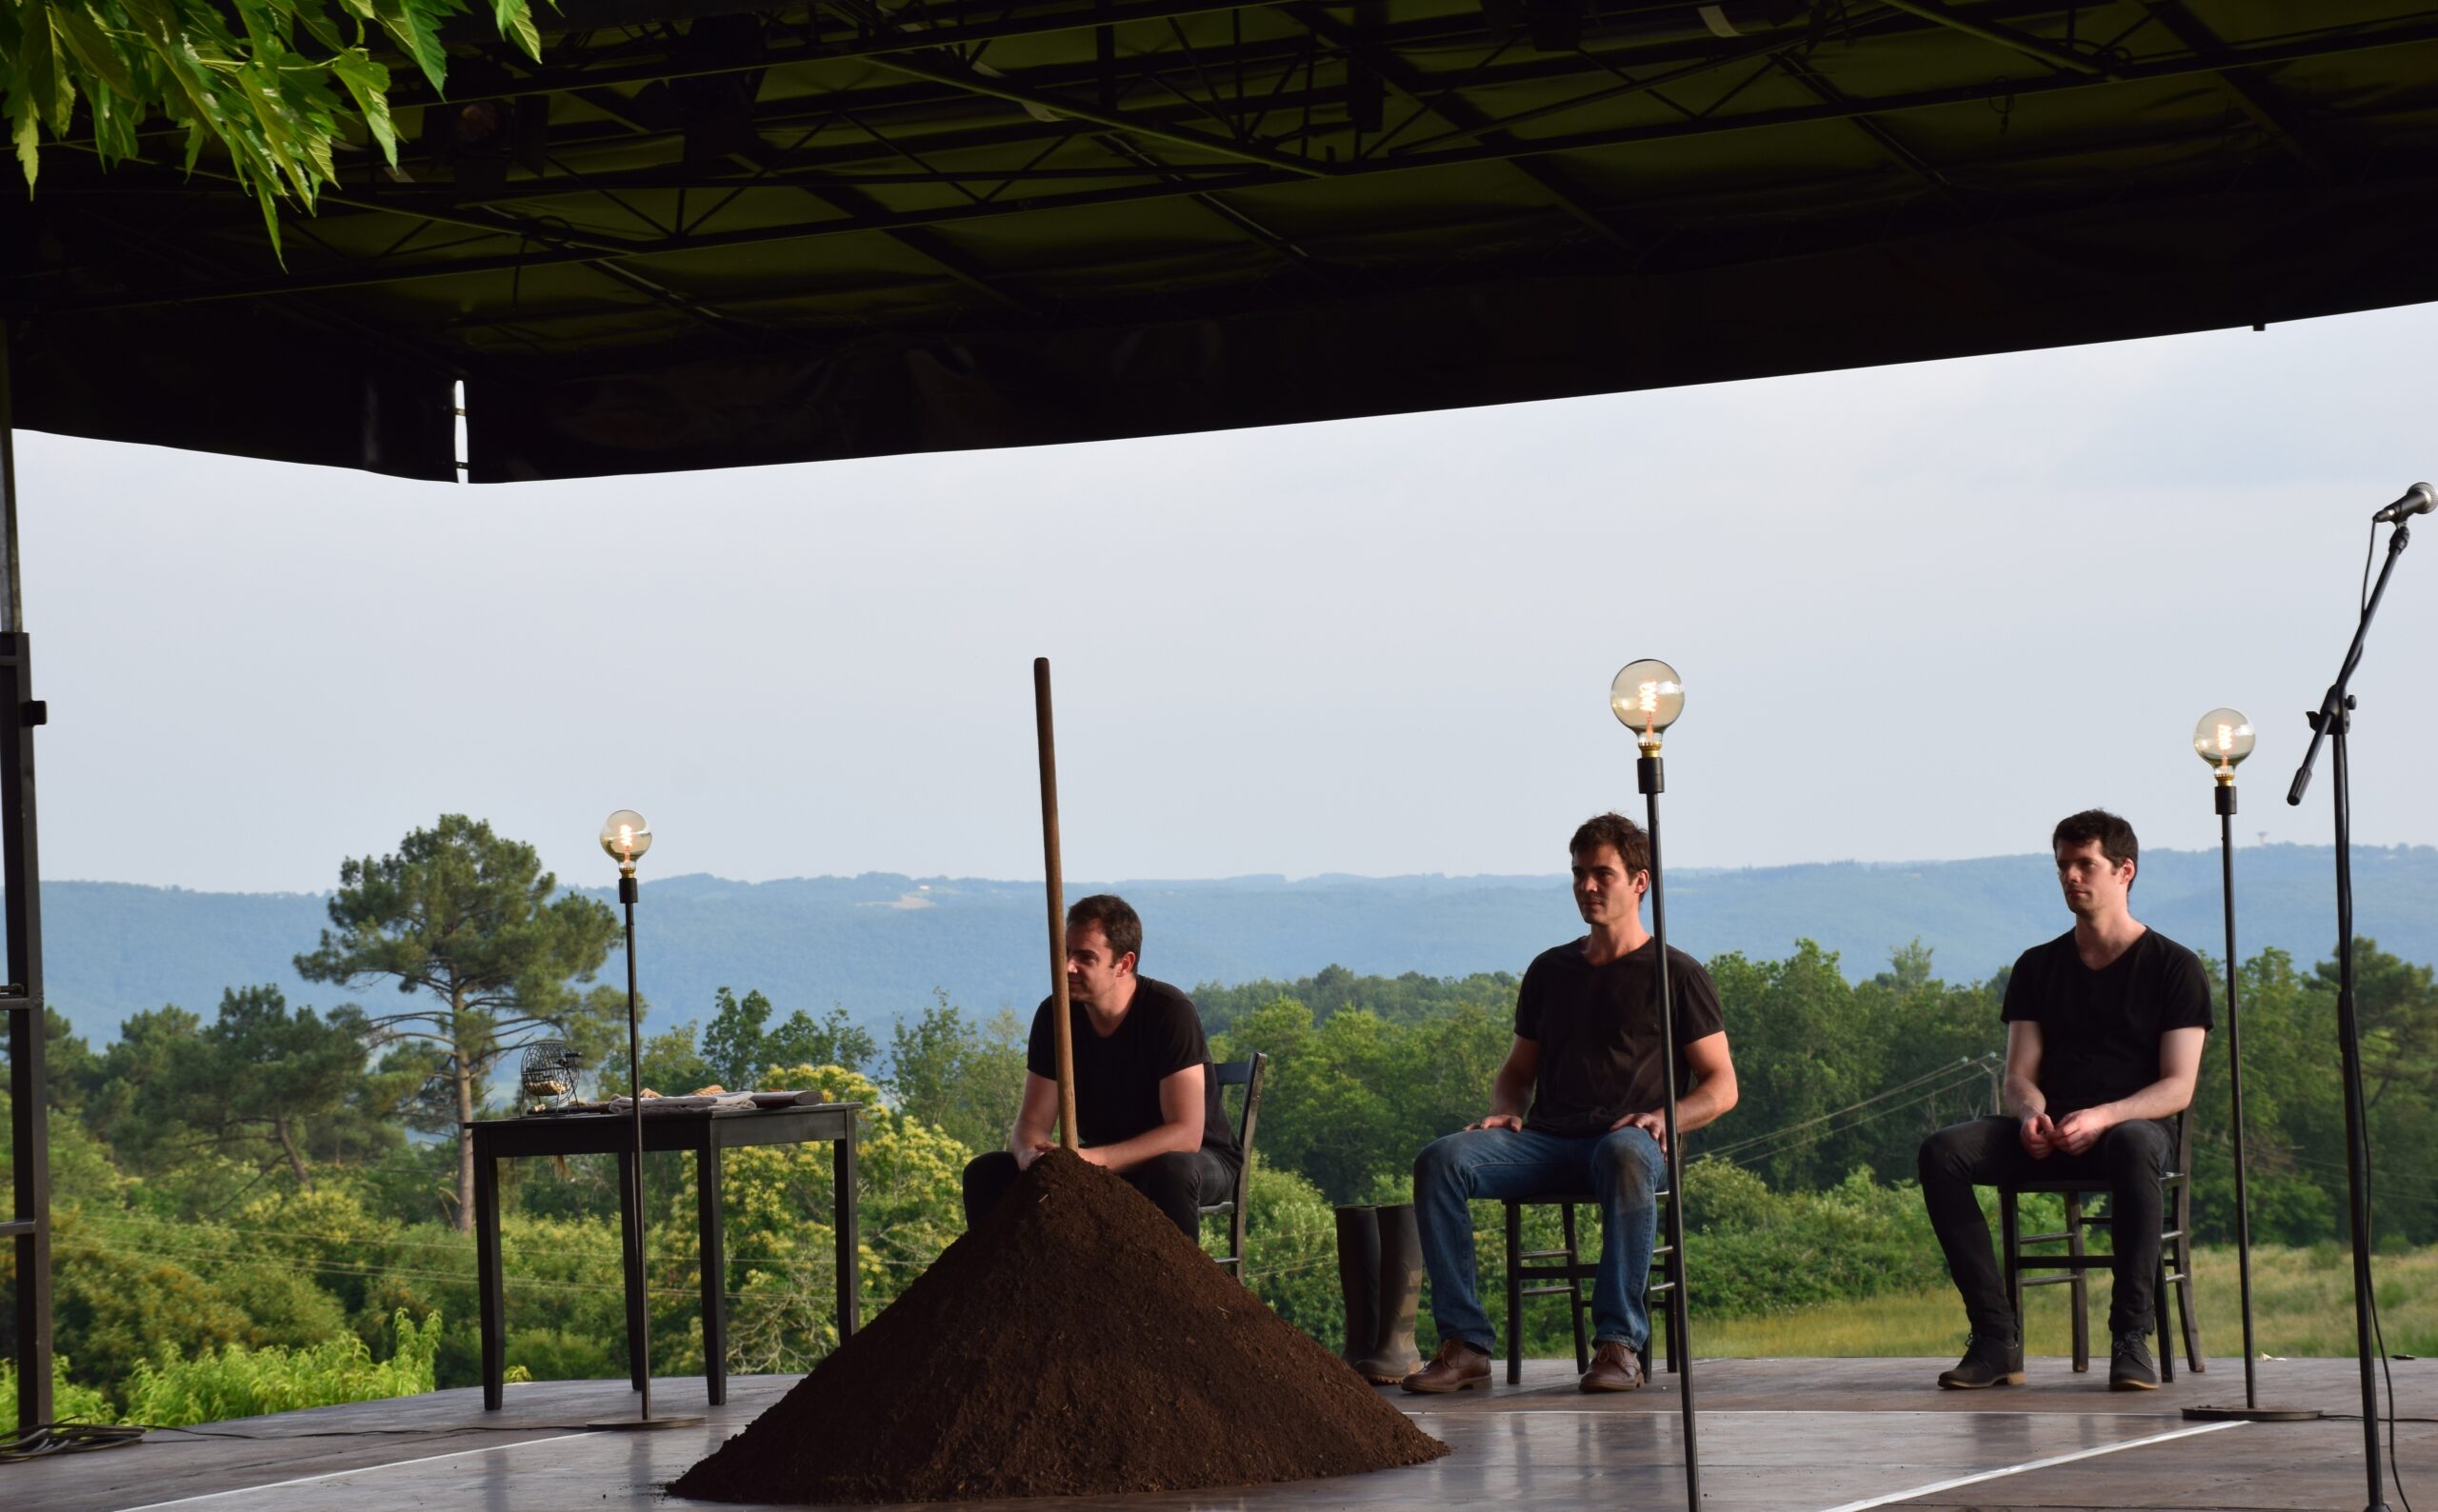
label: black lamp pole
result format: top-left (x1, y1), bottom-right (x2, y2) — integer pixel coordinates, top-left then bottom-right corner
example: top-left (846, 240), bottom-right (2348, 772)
top-left (2284, 512), bottom-right (2412, 1510)
top-left (589, 814), bottom-right (698, 1432)
top-left (622, 872), bottom-right (653, 1422)
top-left (1613, 658), bottom-right (1698, 1512)
top-left (2184, 753), bottom-right (2316, 1424)
top-left (1639, 742), bottom-right (1701, 1512)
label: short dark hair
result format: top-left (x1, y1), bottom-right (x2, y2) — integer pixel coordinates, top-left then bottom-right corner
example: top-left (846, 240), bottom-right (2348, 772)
top-left (2052, 808), bottom-right (2139, 885)
top-left (1068, 893), bottom-right (1143, 964)
top-left (1569, 813), bottom-right (1650, 877)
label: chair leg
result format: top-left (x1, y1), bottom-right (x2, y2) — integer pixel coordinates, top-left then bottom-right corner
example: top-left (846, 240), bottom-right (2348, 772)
top-left (1561, 1204), bottom-right (1589, 1375)
top-left (2066, 1193), bottom-right (2090, 1374)
top-left (2000, 1189), bottom-right (2025, 1347)
top-left (2156, 1240), bottom-right (2174, 1383)
top-left (2176, 1186), bottom-right (2205, 1373)
top-left (1664, 1203), bottom-right (1683, 1374)
top-left (1504, 1201), bottom-right (1523, 1386)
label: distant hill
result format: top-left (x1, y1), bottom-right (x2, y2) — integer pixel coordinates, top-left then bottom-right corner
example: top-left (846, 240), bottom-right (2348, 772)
top-left (28, 843), bottom-right (2438, 1045)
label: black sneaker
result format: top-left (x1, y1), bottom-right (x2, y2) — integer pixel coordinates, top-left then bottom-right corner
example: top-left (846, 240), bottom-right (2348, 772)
top-left (2108, 1330), bottom-right (2160, 1390)
top-left (1936, 1331), bottom-right (2024, 1389)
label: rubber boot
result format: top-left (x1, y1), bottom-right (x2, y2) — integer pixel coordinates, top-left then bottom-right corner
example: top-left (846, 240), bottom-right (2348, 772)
top-left (1333, 1204), bottom-right (1383, 1372)
top-left (1358, 1203), bottom-right (1424, 1383)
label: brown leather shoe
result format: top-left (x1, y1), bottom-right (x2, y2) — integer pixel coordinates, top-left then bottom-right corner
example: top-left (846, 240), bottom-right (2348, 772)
top-left (1400, 1337), bottom-right (1490, 1394)
top-left (1579, 1341), bottom-right (1645, 1393)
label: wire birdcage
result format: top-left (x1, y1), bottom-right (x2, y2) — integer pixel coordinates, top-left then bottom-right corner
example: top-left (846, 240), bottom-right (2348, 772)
top-left (519, 1041), bottom-right (583, 1114)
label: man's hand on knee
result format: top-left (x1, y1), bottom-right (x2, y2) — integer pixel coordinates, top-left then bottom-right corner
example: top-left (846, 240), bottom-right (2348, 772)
top-left (2053, 1107), bottom-right (2114, 1156)
top-left (1607, 1109), bottom-right (1667, 1151)
top-left (1466, 1114), bottom-right (1524, 1132)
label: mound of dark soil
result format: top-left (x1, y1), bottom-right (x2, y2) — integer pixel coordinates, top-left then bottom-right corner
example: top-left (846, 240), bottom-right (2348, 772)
top-left (669, 1148), bottom-right (1448, 1502)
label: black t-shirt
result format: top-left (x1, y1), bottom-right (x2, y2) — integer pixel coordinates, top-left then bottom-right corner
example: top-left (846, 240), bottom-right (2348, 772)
top-left (2000, 928), bottom-right (2212, 1119)
top-left (1515, 937), bottom-right (1729, 1139)
top-left (1027, 976), bottom-right (1239, 1162)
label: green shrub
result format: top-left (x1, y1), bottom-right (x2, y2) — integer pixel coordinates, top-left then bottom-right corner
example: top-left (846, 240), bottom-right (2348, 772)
top-left (118, 1310), bottom-right (441, 1427)
top-left (0, 1355), bottom-right (117, 1424)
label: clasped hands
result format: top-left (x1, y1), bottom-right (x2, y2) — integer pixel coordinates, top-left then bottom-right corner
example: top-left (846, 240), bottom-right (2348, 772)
top-left (1014, 1139), bottom-right (1112, 1171)
top-left (1466, 1108), bottom-right (1669, 1151)
top-left (2019, 1106), bottom-right (2112, 1158)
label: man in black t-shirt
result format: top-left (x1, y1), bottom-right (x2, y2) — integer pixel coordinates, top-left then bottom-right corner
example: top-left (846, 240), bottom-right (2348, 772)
top-left (1917, 809), bottom-right (2211, 1392)
top-left (960, 894), bottom-right (1239, 1241)
top-left (1402, 813), bottom-right (1738, 1396)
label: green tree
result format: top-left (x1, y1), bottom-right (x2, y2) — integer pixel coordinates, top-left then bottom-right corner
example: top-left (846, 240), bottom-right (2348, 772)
top-left (187, 985), bottom-right (378, 1187)
top-left (294, 815), bottom-right (622, 1230)
top-left (885, 993), bottom-right (1021, 1155)
top-left (766, 1004), bottom-right (878, 1081)
top-left (700, 988), bottom-right (877, 1089)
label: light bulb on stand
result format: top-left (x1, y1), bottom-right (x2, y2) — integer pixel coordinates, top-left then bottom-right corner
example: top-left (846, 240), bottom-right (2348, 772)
top-left (1610, 660), bottom-right (1686, 757)
top-left (2191, 709), bottom-right (2255, 787)
top-left (600, 809), bottom-right (652, 875)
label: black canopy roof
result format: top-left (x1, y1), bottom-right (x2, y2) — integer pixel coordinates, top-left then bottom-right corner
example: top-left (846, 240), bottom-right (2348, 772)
top-left (8, 0), bottom-right (2436, 483)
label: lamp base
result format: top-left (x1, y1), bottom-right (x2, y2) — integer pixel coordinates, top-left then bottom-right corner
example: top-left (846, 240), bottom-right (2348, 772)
top-left (586, 1413), bottom-right (706, 1431)
top-left (2180, 1403), bottom-right (2322, 1422)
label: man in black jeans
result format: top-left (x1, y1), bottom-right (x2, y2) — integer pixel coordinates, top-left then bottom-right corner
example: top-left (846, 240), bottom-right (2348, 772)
top-left (1917, 809), bottom-right (2210, 1391)
top-left (961, 893), bottom-right (1239, 1240)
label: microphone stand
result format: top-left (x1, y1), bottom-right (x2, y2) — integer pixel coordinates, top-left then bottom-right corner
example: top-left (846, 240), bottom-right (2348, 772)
top-left (2283, 517), bottom-right (2409, 1512)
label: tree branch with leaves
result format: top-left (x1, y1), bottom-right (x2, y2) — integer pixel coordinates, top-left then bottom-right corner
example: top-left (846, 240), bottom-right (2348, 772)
top-left (1, 0), bottom-right (547, 253)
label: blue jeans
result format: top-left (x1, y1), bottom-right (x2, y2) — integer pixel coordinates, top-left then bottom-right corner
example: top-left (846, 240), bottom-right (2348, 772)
top-left (1411, 1124), bottom-right (1667, 1355)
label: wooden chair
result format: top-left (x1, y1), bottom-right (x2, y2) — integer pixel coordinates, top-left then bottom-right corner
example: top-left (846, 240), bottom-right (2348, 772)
top-left (1198, 1052), bottom-right (1268, 1279)
top-left (2000, 1107), bottom-right (2204, 1376)
top-left (1500, 1184), bottom-right (1681, 1385)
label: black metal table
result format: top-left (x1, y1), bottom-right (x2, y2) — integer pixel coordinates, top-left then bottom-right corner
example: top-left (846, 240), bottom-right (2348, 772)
top-left (466, 1101), bottom-right (861, 1411)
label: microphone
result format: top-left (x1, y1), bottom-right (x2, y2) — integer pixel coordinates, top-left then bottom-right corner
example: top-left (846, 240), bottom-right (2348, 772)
top-left (2373, 482), bottom-right (2435, 524)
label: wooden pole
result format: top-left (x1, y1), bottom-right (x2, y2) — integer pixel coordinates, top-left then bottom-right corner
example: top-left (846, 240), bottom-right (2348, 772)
top-left (1034, 658), bottom-right (1080, 1149)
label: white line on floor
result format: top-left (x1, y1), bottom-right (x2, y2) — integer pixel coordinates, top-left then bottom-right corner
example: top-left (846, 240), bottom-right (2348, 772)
top-left (1402, 1407), bottom-right (2201, 1417)
top-left (111, 1432), bottom-right (593, 1510)
top-left (1809, 1420), bottom-right (2248, 1512)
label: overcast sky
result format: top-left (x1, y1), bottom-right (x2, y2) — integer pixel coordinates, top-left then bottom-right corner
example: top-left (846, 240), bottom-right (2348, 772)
top-left (22, 300), bottom-right (2438, 895)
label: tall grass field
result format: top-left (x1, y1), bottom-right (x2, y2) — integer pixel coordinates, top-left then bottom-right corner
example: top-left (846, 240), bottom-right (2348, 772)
top-left (1673, 1243), bottom-right (2438, 1359)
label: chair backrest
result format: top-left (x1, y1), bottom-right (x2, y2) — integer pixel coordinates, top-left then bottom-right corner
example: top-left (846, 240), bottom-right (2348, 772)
top-left (1213, 1052), bottom-right (1268, 1205)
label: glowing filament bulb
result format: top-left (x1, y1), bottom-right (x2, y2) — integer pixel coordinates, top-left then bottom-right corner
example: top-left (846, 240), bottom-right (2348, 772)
top-left (1610, 661), bottom-right (1685, 745)
top-left (2190, 708), bottom-right (2254, 784)
top-left (599, 809), bottom-right (653, 868)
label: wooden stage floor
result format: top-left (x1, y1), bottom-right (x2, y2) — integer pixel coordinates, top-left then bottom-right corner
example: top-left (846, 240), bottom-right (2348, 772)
top-left (8, 1356), bottom-right (2431, 1512)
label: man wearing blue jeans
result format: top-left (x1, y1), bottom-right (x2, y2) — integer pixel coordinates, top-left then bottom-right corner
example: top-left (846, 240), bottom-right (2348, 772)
top-left (1404, 813), bottom-right (1738, 1395)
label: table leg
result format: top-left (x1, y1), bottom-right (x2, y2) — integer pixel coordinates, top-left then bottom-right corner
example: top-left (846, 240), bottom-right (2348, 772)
top-left (618, 1148), bottom-right (647, 1392)
top-left (835, 1116), bottom-right (860, 1340)
top-left (698, 1144), bottom-right (726, 1406)
top-left (475, 1147), bottom-right (504, 1411)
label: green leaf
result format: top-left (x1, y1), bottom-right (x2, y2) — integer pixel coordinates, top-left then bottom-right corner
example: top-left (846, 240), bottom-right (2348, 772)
top-left (19, 2), bottom-right (65, 138)
top-left (492, 0), bottom-right (539, 63)
top-left (370, 0), bottom-right (455, 95)
top-left (296, 6), bottom-right (349, 55)
top-left (10, 100), bottom-right (40, 191)
top-left (331, 49), bottom-right (395, 165)
top-left (51, 3), bottom-right (133, 99)
top-left (252, 179), bottom-right (285, 262)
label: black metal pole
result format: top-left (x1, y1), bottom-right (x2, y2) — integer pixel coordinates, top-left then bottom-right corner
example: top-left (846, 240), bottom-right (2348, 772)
top-left (2220, 795), bottom-right (2259, 1409)
top-left (0, 320), bottom-right (53, 1438)
top-left (2285, 519), bottom-right (2408, 1510)
top-left (1640, 752), bottom-right (1698, 1512)
top-left (2329, 718), bottom-right (2389, 1511)
top-left (2183, 784), bottom-right (2312, 1422)
top-left (623, 875), bottom-right (651, 1423)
